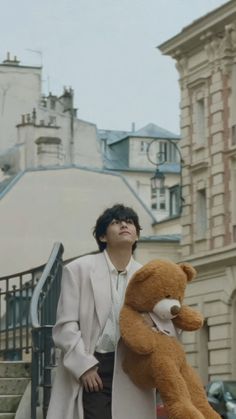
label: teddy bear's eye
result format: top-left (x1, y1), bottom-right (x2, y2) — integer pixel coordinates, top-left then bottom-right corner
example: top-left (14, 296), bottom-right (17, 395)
top-left (165, 295), bottom-right (171, 298)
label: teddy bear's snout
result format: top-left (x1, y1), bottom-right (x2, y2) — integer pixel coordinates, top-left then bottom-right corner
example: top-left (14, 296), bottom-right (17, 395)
top-left (153, 299), bottom-right (181, 319)
top-left (171, 305), bottom-right (180, 316)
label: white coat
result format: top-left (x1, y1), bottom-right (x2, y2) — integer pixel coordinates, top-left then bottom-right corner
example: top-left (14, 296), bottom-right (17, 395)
top-left (46, 252), bottom-right (156, 419)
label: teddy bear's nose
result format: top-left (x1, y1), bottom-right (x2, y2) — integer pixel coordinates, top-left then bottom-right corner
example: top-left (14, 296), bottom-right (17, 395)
top-left (171, 305), bottom-right (180, 315)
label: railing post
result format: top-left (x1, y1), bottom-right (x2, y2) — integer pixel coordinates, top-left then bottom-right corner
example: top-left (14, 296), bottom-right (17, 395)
top-left (31, 328), bottom-right (40, 419)
top-left (43, 327), bottom-right (53, 419)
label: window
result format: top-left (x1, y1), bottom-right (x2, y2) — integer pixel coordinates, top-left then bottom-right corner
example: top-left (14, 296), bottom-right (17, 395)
top-left (196, 98), bottom-right (205, 145)
top-left (167, 143), bottom-right (177, 162)
top-left (151, 186), bottom-right (157, 209)
top-left (157, 141), bottom-right (179, 163)
top-left (158, 142), bottom-right (167, 163)
top-left (159, 187), bottom-right (166, 210)
top-left (151, 186), bottom-right (167, 211)
top-left (196, 188), bottom-right (207, 238)
top-left (232, 163), bottom-right (236, 239)
top-left (232, 125), bottom-right (236, 145)
top-left (170, 185), bottom-right (180, 216)
top-left (140, 141), bottom-right (148, 153)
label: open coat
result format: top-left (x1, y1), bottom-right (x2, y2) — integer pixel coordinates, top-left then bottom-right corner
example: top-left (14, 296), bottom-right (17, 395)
top-left (46, 252), bottom-right (156, 419)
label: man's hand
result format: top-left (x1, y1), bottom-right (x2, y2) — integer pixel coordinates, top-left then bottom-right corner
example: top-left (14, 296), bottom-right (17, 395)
top-left (80, 366), bottom-right (103, 392)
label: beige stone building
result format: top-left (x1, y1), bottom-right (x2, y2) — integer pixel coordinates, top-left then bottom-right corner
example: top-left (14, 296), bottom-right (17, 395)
top-left (159, 0), bottom-right (236, 382)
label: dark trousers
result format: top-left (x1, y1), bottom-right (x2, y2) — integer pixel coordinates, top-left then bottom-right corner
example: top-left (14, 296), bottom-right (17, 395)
top-left (83, 352), bottom-right (115, 419)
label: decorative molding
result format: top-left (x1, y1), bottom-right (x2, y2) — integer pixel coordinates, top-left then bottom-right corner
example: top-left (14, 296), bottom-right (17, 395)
top-left (159, 1), bottom-right (236, 57)
top-left (186, 77), bottom-right (208, 90)
top-left (175, 23), bottom-right (236, 83)
top-left (175, 55), bottom-right (189, 89)
top-left (35, 136), bottom-right (61, 145)
top-left (190, 161), bottom-right (209, 173)
top-left (201, 23), bottom-right (236, 74)
top-left (225, 146), bottom-right (236, 160)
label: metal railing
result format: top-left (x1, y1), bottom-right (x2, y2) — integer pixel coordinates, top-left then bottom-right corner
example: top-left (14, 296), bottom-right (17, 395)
top-left (0, 266), bottom-right (44, 360)
top-left (30, 242), bottom-right (64, 419)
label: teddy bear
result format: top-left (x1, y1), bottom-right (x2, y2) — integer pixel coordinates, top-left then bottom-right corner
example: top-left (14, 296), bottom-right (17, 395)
top-left (119, 259), bottom-right (221, 419)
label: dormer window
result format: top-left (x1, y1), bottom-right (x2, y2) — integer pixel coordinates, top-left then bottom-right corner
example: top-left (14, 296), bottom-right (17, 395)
top-left (140, 141), bottom-right (148, 152)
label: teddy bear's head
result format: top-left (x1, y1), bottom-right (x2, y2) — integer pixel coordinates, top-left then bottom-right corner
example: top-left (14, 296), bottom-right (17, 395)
top-left (124, 259), bottom-right (196, 317)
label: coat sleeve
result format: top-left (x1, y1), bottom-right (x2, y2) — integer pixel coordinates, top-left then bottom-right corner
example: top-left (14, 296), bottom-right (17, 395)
top-left (52, 264), bottom-right (98, 381)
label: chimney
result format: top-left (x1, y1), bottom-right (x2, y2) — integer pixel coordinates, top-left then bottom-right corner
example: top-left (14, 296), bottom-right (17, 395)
top-left (131, 122), bottom-right (136, 132)
top-left (3, 52), bottom-right (20, 66)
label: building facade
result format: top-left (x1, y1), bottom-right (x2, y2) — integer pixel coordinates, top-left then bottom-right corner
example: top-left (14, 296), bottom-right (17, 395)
top-left (159, 0), bottom-right (236, 382)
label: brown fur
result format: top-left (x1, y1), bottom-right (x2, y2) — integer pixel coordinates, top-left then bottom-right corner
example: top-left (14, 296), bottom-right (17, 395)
top-left (120, 259), bottom-right (220, 419)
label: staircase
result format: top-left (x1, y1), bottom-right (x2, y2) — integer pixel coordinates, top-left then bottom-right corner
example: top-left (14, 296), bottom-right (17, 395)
top-left (0, 242), bottom-right (64, 419)
top-left (0, 362), bottom-right (30, 418)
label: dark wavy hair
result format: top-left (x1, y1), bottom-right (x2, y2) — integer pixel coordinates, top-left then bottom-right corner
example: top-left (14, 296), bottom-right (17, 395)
top-left (93, 204), bottom-right (142, 252)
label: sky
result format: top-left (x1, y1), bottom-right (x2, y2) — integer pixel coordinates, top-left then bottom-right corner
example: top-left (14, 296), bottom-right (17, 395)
top-left (1, 0), bottom-right (228, 134)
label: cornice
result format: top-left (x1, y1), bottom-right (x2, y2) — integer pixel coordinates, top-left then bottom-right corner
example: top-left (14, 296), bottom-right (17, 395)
top-left (180, 244), bottom-right (236, 268)
top-left (158, 1), bottom-right (236, 57)
top-left (186, 77), bottom-right (208, 89)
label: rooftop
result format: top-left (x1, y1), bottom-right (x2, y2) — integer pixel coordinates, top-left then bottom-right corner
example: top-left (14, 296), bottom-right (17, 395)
top-left (98, 123), bottom-right (180, 145)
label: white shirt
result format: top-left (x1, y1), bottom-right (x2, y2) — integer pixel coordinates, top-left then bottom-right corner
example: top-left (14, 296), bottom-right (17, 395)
top-left (95, 250), bottom-right (133, 353)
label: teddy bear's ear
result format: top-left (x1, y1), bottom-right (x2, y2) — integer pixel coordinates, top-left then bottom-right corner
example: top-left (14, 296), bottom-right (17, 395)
top-left (179, 263), bottom-right (197, 282)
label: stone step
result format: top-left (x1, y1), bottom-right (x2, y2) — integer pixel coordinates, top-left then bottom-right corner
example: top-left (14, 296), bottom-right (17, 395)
top-left (0, 377), bottom-right (29, 395)
top-left (0, 395), bottom-right (21, 413)
top-left (0, 362), bottom-right (30, 378)
top-left (0, 414), bottom-right (15, 419)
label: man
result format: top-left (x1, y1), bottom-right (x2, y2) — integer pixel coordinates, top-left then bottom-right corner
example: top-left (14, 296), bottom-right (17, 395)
top-left (46, 204), bottom-right (156, 419)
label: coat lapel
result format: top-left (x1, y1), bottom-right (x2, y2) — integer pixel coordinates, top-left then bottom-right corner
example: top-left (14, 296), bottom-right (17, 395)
top-left (90, 253), bottom-right (112, 330)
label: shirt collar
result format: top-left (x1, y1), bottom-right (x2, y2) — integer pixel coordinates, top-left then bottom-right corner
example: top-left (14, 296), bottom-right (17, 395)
top-left (103, 249), bottom-right (133, 275)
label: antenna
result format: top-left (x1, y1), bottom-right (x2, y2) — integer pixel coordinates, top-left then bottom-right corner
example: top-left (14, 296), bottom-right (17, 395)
top-left (47, 76), bottom-right (50, 95)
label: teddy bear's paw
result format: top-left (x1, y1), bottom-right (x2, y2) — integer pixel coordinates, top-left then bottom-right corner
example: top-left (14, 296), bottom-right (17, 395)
top-left (205, 410), bottom-right (221, 419)
top-left (167, 403), bottom-right (205, 419)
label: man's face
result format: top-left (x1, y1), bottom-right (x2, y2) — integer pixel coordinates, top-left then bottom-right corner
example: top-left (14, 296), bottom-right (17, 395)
top-left (100, 218), bottom-right (138, 249)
